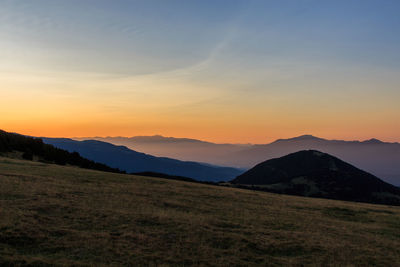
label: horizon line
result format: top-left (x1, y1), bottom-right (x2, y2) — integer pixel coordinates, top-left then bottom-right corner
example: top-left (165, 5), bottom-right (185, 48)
top-left (69, 134), bottom-right (399, 145)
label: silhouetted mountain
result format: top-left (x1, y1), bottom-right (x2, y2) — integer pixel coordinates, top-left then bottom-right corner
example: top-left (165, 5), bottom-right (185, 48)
top-left (77, 134), bottom-right (400, 186)
top-left (74, 136), bottom-right (250, 167)
top-left (115, 135), bottom-right (211, 144)
top-left (42, 138), bottom-right (243, 182)
top-left (0, 130), bottom-right (123, 174)
top-left (72, 135), bottom-right (400, 186)
top-left (273, 135), bottom-right (326, 142)
top-left (231, 135), bottom-right (400, 186)
top-left (232, 150), bottom-right (400, 205)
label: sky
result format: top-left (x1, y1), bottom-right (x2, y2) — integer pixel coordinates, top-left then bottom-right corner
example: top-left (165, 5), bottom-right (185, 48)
top-left (1, 0), bottom-right (399, 143)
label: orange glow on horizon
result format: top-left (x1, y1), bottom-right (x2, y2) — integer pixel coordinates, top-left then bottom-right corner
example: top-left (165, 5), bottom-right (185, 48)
top-left (2, 121), bottom-right (399, 144)
top-left (1, 1), bottom-right (400, 146)
top-left (1, 59), bottom-right (399, 145)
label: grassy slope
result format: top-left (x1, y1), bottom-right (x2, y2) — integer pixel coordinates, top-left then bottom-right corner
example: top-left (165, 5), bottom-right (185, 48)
top-left (0, 157), bottom-right (400, 266)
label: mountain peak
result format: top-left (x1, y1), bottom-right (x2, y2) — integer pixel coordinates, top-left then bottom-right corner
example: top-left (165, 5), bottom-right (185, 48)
top-left (273, 135), bottom-right (325, 143)
top-left (231, 150), bottom-right (400, 205)
top-left (125, 135), bottom-right (213, 144)
top-left (362, 138), bottom-right (384, 144)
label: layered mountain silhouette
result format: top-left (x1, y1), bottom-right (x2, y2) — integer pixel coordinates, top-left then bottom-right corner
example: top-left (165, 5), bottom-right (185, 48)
top-left (232, 150), bottom-right (400, 205)
top-left (42, 138), bottom-right (243, 182)
top-left (231, 135), bottom-right (400, 186)
top-left (81, 135), bottom-right (400, 186)
top-left (75, 135), bottom-right (250, 165)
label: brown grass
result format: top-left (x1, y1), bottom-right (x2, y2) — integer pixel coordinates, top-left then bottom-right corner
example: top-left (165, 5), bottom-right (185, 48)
top-left (0, 156), bottom-right (400, 266)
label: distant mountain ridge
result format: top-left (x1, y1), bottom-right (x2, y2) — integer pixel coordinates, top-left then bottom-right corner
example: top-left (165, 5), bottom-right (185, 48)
top-left (232, 150), bottom-right (400, 205)
top-left (74, 136), bottom-right (251, 168)
top-left (77, 134), bottom-right (400, 186)
top-left (42, 138), bottom-right (243, 182)
top-left (271, 135), bottom-right (397, 145)
top-left (273, 135), bottom-right (327, 143)
top-left (79, 135), bottom-right (214, 144)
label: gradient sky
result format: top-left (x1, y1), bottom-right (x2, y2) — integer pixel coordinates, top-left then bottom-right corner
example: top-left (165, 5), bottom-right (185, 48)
top-left (1, 0), bottom-right (399, 143)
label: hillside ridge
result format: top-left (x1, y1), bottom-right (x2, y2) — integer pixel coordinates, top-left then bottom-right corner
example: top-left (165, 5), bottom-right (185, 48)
top-left (232, 150), bottom-right (400, 205)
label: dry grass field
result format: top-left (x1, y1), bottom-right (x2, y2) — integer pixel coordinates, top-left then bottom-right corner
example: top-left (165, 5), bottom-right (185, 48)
top-left (1, 156), bottom-right (400, 266)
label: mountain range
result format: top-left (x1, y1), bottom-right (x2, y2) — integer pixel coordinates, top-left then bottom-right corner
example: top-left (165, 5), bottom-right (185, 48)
top-left (77, 135), bottom-right (400, 186)
top-left (75, 135), bottom-right (250, 165)
top-left (42, 138), bottom-right (243, 182)
top-left (232, 150), bottom-right (400, 205)
top-left (2, 129), bottom-right (399, 205)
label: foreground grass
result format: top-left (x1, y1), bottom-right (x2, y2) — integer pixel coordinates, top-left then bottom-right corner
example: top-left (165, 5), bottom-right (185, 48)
top-left (0, 157), bottom-right (400, 266)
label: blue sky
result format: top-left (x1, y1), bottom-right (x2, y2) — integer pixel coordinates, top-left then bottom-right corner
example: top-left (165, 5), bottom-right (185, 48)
top-left (2, 0), bottom-right (400, 74)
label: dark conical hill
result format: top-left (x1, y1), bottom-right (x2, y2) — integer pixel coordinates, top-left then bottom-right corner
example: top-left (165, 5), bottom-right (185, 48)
top-left (232, 150), bottom-right (400, 205)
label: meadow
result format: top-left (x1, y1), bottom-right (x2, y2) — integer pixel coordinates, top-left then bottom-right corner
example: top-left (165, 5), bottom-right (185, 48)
top-left (1, 157), bottom-right (399, 266)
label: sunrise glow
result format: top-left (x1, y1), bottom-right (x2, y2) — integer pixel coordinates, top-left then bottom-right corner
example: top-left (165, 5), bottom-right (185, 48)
top-left (1, 1), bottom-right (399, 143)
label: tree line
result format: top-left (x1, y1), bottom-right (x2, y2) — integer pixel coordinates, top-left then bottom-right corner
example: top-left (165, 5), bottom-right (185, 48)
top-left (0, 130), bottom-right (125, 174)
